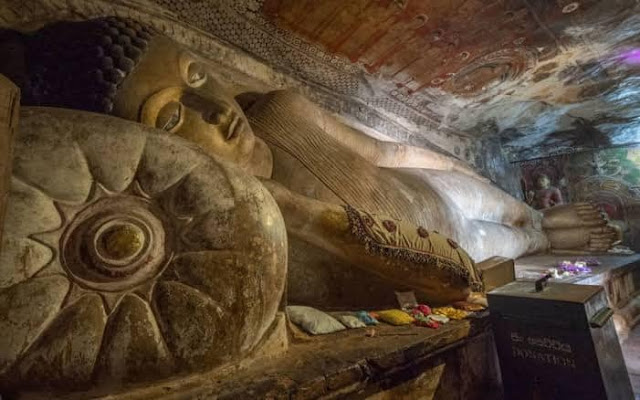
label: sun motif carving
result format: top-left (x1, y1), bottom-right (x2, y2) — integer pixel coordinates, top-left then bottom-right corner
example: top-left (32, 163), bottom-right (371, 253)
top-left (29, 180), bottom-right (184, 313)
top-left (0, 105), bottom-right (287, 396)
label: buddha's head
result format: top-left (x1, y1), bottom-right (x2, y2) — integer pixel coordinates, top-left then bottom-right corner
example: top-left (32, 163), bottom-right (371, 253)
top-left (535, 174), bottom-right (551, 190)
top-left (7, 17), bottom-right (256, 166)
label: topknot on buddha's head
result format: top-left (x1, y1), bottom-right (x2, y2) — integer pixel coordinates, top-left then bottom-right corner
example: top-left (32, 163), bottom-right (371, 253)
top-left (19, 17), bottom-right (157, 113)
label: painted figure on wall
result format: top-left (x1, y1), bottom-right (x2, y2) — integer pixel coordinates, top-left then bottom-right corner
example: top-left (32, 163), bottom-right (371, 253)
top-left (527, 173), bottom-right (564, 209)
top-left (520, 156), bottom-right (569, 210)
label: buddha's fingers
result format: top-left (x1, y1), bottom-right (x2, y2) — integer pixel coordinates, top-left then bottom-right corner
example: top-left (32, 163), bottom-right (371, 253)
top-left (578, 212), bottom-right (602, 221)
top-left (590, 235), bottom-right (616, 242)
top-left (591, 228), bottom-right (617, 235)
top-left (581, 220), bottom-right (607, 228)
top-left (575, 204), bottom-right (598, 212)
top-left (576, 205), bottom-right (600, 213)
top-left (578, 211), bottom-right (601, 219)
top-left (577, 208), bottom-right (601, 218)
top-left (589, 226), bottom-right (615, 234)
top-left (589, 239), bottom-right (614, 247)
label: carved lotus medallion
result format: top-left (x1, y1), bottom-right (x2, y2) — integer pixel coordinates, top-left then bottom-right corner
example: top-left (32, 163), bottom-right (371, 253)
top-left (0, 108), bottom-right (287, 394)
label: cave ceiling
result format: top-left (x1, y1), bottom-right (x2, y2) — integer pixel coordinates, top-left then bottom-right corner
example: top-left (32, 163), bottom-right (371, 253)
top-left (142, 0), bottom-right (640, 162)
top-left (3, 0), bottom-right (640, 163)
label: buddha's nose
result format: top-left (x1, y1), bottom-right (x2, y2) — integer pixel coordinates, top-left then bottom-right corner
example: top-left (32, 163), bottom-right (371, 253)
top-left (225, 111), bottom-right (243, 140)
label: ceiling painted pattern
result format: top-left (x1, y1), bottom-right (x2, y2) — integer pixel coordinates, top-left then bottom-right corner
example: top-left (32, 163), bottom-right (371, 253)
top-left (260, 0), bottom-right (640, 161)
top-left (148, 0), bottom-right (640, 161)
top-left (2, 0), bottom-right (638, 164)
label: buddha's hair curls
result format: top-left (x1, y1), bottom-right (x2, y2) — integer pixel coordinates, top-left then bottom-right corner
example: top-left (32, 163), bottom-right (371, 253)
top-left (1, 17), bottom-right (156, 114)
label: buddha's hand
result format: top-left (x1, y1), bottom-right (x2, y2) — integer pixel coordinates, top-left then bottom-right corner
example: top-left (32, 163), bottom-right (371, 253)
top-left (541, 202), bottom-right (606, 230)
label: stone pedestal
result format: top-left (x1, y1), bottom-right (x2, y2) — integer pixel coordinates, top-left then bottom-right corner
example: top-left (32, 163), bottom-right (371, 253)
top-left (489, 281), bottom-right (633, 400)
top-left (478, 256), bottom-right (516, 292)
top-left (95, 315), bottom-right (500, 400)
top-left (515, 254), bottom-right (640, 340)
top-left (0, 75), bottom-right (17, 242)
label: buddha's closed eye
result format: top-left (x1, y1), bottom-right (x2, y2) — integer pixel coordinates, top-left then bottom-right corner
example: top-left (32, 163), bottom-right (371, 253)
top-left (156, 101), bottom-right (183, 132)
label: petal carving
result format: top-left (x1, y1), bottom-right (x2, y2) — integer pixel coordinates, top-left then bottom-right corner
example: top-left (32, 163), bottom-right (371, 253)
top-left (163, 163), bottom-right (234, 218)
top-left (12, 293), bottom-right (107, 389)
top-left (73, 118), bottom-right (147, 192)
top-left (94, 294), bottom-right (173, 385)
top-left (165, 251), bottom-right (262, 352)
top-left (136, 133), bottom-right (207, 197)
top-left (4, 177), bottom-right (61, 238)
top-left (14, 109), bottom-right (93, 204)
top-left (153, 281), bottom-right (235, 371)
top-left (0, 275), bottom-right (69, 374)
top-left (0, 237), bottom-right (54, 289)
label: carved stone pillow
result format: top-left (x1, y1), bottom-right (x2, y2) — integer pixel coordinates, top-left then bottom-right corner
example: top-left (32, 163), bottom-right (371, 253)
top-left (344, 205), bottom-right (483, 292)
top-left (0, 108), bottom-right (287, 395)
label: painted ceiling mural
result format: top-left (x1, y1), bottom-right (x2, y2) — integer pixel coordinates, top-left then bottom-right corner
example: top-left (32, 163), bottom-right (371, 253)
top-left (1, 0), bottom-right (639, 166)
top-left (146, 0), bottom-right (640, 161)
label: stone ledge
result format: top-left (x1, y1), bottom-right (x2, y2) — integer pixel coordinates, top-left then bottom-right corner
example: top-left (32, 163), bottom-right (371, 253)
top-left (62, 314), bottom-right (495, 400)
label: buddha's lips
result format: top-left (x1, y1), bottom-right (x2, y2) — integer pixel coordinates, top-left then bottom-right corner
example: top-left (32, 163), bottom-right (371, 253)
top-left (226, 115), bottom-right (240, 140)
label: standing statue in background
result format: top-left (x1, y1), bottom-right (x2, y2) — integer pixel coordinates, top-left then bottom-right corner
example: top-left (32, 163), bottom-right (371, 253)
top-left (527, 173), bottom-right (564, 210)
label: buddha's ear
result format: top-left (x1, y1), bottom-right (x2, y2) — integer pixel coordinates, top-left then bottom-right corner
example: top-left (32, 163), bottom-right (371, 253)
top-left (0, 29), bottom-right (27, 90)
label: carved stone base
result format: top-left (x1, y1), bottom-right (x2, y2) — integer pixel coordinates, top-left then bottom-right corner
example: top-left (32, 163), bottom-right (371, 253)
top-left (86, 315), bottom-right (499, 400)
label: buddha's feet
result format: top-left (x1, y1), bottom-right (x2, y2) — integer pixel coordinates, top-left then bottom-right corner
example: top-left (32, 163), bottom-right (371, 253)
top-left (542, 202), bottom-right (618, 253)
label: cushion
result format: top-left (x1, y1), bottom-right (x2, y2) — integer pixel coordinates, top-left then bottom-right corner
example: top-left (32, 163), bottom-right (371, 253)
top-left (376, 309), bottom-right (415, 326)
top-left (432, 307), bottom-right (468, 320)
top-left (334, 314), bottom-right (366, 329)
top-left (355, 310), bottom-right (379, 325)
top-left (287, 306), bottom-right (346, 335)
top-left (343, 205), bottom-right (483, 292)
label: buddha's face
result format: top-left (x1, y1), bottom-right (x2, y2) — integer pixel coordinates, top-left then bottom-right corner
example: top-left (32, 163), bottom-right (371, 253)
top-left (536, 175), bottom-right (550, 189)
top-left (113, 36), bottom-right (255, 166)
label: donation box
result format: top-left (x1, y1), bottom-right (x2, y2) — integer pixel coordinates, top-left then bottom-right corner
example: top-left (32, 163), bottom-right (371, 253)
top-left (488, 280), bottom-right (633, 400)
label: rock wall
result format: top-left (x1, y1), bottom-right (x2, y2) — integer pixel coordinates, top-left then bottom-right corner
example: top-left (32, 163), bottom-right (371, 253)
top-left (518, 147), bottom-right (640, 250)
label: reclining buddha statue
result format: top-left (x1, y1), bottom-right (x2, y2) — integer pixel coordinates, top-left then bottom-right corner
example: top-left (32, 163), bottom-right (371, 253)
top-left (0, 16), bottom-right (620, 395)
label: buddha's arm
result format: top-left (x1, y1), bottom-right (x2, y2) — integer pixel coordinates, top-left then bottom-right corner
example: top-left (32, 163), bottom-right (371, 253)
top-left (397, 167), bottom-right (542, 228)
top-left (322, 119), bottom-right (487, 182)
top-left (252, 90), bottom-right (487, 182)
